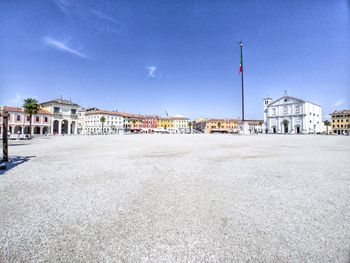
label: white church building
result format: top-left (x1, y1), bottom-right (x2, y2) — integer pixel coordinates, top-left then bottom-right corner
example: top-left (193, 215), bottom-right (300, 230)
top-left (263, 94), bottom-right (322, 134)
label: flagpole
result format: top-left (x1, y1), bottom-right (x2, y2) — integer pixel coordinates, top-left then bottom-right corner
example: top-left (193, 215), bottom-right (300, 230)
top-left (239, 41), bottom-right (245, 122)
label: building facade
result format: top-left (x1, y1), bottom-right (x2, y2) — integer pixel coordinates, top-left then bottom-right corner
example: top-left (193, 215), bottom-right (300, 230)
top-left (264, 95), bottom-right (322, 134)
top-left (194, 118), bottom-right (238, 133)
top-left (83, 110), bottom-right (124, 134)
top-left (158, 118), bottom-right (173, 130)
top-left (238, 120), bottom-right (264, 133)
top-left (0, 106), bottom-right (51, 138)
top-left (171, 116), bottom-right (190, 133)
top-left (140, 115), bottom-right (159, 132)
top-left (330, 110), bottom-right (350, 135)
top-left (41, 98), bottom-right (80, 135)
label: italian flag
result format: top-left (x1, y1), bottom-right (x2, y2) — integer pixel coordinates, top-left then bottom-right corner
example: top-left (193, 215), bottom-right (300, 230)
top-left (239, 53), bottom-right (243, 73)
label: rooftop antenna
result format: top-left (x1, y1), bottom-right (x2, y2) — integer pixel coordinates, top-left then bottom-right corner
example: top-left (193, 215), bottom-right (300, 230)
top-left (284, 89), bottom-right (288, 96)
top-left (70, 97), bottom-right (71, 102)
top-left (165, 110), bottom-right (169, 117)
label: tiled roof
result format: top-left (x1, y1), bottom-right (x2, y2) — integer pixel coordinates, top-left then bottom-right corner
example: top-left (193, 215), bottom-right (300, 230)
top-left (207, 118), bottom-right (239, 122)
top-left (170, 117), bottom-right (190, 120)
top-left (330, 110), bottom-right (350, 115)
top-left (85, 110), bottom-right (125, 116)
top-left (2, 106), bottom-right (51, 115)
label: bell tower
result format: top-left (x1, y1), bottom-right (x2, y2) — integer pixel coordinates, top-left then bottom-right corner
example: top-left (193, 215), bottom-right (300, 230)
top-left (263, 96), bottom-right (272, 133)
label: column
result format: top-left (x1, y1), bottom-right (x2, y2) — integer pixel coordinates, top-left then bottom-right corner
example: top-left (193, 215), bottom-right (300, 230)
top-left (58, 120), bottom-right (62, 134)
top-left (22, 126), bottom-right (25, 135)
top-left (68, 121), bottom-right (71, 134)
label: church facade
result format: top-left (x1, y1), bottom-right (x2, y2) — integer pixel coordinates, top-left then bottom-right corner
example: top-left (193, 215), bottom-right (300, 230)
top-left (263, 95), bottom-right (322, 134)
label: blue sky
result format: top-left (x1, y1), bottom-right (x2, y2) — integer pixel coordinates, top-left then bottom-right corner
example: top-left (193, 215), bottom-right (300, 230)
top-left (0, 0), bottom-right (349, 119)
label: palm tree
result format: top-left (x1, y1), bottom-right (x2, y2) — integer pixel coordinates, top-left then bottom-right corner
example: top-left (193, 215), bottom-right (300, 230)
top-left (23, 98), bottom-right (40, 139)
top-left (132, 119), bottom-right (137, 129)
top-left (100, 116), bottom-right (106, 134)
top-left (324, 120), bottom-right (331, 134)
top-left (188, 122), bottom-right (192, 133)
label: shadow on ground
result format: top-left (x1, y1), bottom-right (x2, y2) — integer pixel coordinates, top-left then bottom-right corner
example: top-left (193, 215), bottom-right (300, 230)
top-left (0, 156), bottom-right (35, 175)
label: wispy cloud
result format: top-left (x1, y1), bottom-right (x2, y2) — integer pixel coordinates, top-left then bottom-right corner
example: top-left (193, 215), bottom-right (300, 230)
top-left (146, 66), bottom-right (157, 78)
top-left (90, 9), bottom-right (122, 35)
top-left (42, 36), bottom-right (90, 60)
top-left (334, 100), bottom-right (345, 107)
top-left (51, 0), bottom-right (70, 14)
top-left (90, 10), bottom-right (120, 25)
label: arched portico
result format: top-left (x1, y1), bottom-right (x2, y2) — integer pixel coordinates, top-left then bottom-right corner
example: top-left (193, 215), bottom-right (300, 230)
top-left (71, 121), bottom-right (76, 134)
top-left (24, 126), bottom-right (30, 134)
top-left (61, 120), bottom-right (69, 134)
top-left (53, 120), bottom-right (60, 134)
top-left (34, 126), bottom-right (41, 135)
top-left (43, 126), bottom-right (49, 134)
top-left (14, 126), bottom-right (22, 134)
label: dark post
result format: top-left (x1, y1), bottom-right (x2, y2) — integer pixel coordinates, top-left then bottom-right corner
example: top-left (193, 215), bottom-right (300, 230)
top-left (2, 110), bottom-right (9, 162)
top-left (239, 41), bottom-right (245, 122)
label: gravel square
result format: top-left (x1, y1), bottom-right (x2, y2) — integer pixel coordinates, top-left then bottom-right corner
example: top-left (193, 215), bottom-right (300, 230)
top-left (0, 134), bottom-right (349, 262)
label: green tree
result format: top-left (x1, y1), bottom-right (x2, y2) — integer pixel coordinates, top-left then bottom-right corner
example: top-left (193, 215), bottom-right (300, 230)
top-left (23, 98), bottom-right (40, 139)
top-left (324, 120), bottom-right (331, 134)
top-left (188, 122), bottom-right (192, 130)
top-left (217, 122), bottom-right (221, 130)
top-left (100, 116), bottom-right (106, 134)
top-left (132, 119), bottom-right (137, 129)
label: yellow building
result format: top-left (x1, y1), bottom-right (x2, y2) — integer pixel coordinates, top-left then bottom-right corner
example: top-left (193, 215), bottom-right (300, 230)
top-left (331, 110), bottom-right (350, 135)
top-left (158, 118), bottom-right (173, 129)
top-left (196, 118), bottom-right (239, 133)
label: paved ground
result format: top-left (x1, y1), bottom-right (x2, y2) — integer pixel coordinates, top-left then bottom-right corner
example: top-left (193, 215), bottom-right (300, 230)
top-left (0, 134), bottom-right (349, 262)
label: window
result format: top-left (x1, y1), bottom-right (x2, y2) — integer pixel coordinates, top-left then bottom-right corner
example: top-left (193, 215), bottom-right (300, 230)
top-left (54, 107), bottom-right (60, 113)
top-left (310, 120), bottom-right (312, 123)
top-left (36, 116), bottom-right (40, 122)
top-left (272, 108), bottom-right (276, 116)
top-left (27, 116), bottom-right (30, 121)
top-left (71, 109), bottom-right (77, 115)
top-left (284, 107), bottom-right (288, 115)
top-left (16, 115), bottom-right (20, 121)
top-left (44, 117), bottom-right (48, 122)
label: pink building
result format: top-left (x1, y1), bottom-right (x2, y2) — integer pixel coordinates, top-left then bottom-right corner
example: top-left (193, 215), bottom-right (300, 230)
top-left (140, 115), bottom-right (159, 132)
top-left (0, 106), bottom-right (51, 138)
